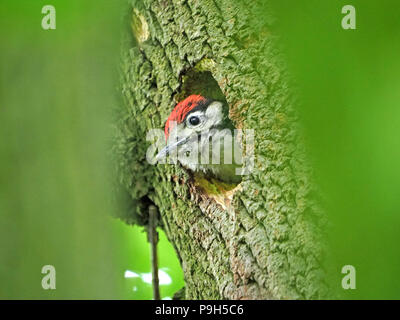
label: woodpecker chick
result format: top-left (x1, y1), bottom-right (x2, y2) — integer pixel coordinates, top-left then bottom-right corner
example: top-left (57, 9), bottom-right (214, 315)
top-left (156, 95), bottom-right (242, 184)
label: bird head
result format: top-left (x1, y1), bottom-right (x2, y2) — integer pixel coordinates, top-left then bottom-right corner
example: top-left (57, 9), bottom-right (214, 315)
top-left (156, 95), bottom-right (225, 159)
top-left (156, 95), bottom-right (241, 183)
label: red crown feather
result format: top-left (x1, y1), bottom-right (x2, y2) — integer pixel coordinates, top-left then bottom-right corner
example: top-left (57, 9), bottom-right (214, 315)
top-left (164, 95), bottom-right (207, 139)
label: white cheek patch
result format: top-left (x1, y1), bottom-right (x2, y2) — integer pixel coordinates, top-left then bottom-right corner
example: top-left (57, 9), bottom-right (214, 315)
top-left (205, 101), bottom-right (223, 127)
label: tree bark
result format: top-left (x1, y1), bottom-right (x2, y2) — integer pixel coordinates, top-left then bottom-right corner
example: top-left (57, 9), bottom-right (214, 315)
top-left (116, 0), bottom-right (329, 299)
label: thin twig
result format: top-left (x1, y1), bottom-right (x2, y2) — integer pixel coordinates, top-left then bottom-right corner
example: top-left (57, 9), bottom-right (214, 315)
top-left (148, 205), bottom-right (160, 300)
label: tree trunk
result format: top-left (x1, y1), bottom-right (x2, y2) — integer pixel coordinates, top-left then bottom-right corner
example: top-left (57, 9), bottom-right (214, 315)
top-left (116, 0), bottom-right (328, 299)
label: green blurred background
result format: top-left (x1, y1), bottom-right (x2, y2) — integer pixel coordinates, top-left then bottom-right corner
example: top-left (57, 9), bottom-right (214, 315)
top-left (0, 0), bottom-right (183, 299)
top-left (271, 0), bottom-right (400, 299)
top-left (1, 0), bottom-right (400, 299)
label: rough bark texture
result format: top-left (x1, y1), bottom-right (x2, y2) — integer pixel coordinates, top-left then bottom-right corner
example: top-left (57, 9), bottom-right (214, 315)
top-left (116, 0), bottom-right (328, 299)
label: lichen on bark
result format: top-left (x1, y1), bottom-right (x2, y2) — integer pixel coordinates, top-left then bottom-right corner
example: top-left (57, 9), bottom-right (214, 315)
top-left (115, 0), bottom-right (329, 299)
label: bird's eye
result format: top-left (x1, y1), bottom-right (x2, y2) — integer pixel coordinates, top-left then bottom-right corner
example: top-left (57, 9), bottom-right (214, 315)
top-left (188, 116), bottom-right (200, 126)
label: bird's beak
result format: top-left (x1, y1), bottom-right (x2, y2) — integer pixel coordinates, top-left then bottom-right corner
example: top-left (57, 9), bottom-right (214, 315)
top-left (155, 136), bottom-right (189, 161)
